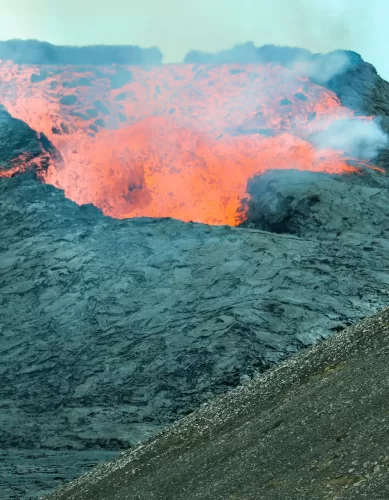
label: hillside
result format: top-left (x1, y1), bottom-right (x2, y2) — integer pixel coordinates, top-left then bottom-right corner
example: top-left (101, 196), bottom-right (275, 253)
top-left (46, 307), bottom-right (389, 500)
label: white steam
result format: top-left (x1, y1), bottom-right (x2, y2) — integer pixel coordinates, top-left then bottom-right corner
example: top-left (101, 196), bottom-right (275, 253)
top-left (1, 0), bottom-right (389, 78)
top-left (311, 118), bottom-right (388, 159)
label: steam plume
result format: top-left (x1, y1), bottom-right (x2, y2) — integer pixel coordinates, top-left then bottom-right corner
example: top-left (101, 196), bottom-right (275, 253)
top-left (1, 0), bottom-right (388, 78)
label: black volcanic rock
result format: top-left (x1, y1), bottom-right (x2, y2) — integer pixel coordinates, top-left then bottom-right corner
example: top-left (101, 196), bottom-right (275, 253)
top-left (30, 71), bottom-right (50, 83)
top-left (0, 105), bottom-right (56, 171)
top-left (63, 77), bottom-right (93, 88)
top-left (60, 95), bottom-right (78, 105)
top-left (109, 69), bottom-right (134, 89)
top-left (0, 39), bottom-right (163, 65)
top-left (244, 169), bottom-right (389, 238)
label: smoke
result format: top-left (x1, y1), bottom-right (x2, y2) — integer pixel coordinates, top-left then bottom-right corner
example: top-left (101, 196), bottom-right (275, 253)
top-left (181, 47), bottom-right (388, 164)
top-left (1, 0), bottom-right (389, 78)
top-left (303, 51), bottom-right (353, 85)
top-left (310, 118), bottom-right (388, 160)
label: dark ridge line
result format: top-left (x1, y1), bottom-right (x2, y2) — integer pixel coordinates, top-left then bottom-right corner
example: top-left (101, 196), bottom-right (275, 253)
top-left (0, 39), bottom-right (163, 65)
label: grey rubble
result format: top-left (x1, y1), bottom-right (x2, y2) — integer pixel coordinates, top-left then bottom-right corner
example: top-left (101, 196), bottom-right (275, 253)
top-left (44, 307), bottom-right (389, 500)
top-left (1, 167), bottom-right (389, 499)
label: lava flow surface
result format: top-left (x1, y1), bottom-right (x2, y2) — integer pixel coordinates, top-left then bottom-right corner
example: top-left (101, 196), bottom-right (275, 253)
top-left (0, 60), bottom-right (377, 225)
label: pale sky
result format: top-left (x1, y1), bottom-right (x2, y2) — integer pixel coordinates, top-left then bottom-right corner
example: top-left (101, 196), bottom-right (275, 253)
top-left (1, 0), bottom-right (388, 78)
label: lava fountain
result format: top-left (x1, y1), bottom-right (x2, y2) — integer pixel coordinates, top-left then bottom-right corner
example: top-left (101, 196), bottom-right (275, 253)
top-left (0, 59), bottom-right (380, 225)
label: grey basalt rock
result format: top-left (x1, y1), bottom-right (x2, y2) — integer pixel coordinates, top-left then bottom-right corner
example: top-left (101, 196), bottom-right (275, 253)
top-left (243, 168), bottom-right (389, 238)
top-left (1, 168), bottom-right (389, 498)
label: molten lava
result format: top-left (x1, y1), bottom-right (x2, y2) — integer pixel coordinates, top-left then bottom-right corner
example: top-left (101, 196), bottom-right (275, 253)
top-left (0, 60), bottom-right (379, 225)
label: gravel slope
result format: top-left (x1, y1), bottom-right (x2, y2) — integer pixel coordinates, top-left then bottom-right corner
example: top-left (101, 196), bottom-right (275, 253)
top-left (45, 307), bottom-right (389, 500)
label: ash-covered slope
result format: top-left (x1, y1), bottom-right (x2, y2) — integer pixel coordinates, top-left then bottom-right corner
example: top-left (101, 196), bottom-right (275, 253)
top-left (1, 45), bottom-right (389, 498)
top-left (45, 307), bottom-right (389, 500)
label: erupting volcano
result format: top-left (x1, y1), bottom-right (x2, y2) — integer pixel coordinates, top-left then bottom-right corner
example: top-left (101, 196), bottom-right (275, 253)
top-left (0, 48), bottom-right (383, 225)
top-left (3, 41), bottom-right (389, 500)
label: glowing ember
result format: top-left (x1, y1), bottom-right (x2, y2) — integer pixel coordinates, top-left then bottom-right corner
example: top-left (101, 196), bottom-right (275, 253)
top-left (0, 60), bottom-right (378, 225)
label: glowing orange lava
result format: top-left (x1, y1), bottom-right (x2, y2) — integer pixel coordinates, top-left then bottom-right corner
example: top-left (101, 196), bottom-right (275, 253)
top-left (0, 60), bottom-right (377, 225)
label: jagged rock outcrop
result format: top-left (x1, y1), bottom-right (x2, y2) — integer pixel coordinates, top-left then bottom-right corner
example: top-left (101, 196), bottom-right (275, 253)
top-left (0, 105), bottom-right (56, 172)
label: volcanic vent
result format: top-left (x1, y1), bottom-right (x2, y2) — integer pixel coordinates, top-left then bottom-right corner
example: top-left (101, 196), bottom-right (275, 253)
top-left (0, 43), bottom-right (385, 226)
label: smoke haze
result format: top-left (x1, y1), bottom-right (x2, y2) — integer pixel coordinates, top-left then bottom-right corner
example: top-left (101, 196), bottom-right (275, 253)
top-left (0, 0), bottom-right (388, 77)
